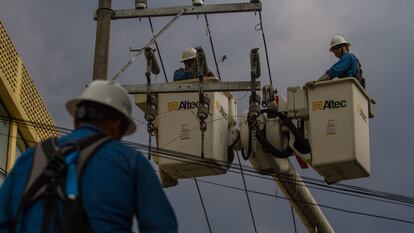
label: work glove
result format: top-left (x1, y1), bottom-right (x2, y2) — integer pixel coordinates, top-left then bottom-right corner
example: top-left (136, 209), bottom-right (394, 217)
top-left (318, 74), bottom-right (331, 82)
top-left (305, 80), bottom-right (317, 87)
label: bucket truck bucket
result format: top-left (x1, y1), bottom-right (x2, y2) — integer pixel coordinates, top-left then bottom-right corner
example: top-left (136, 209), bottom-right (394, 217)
top-left (306, 78), bottom-right (374, 183)
top-left (136, 78), bottom-right (236, 184)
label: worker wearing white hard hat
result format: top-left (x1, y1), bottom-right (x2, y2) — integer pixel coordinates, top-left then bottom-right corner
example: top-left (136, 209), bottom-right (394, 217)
top-left (173, 47), bottom-right (198, 81)
top-left (0, 80), bottom-right (178, 233)
top-left (316, 35), bottom-right (365, 88)
top-left (66, 80), bottom-right (177, 232)
top-left (69, 80), bottom-right (178, 231)
top-left (173, 47), bottom-right (214, 81)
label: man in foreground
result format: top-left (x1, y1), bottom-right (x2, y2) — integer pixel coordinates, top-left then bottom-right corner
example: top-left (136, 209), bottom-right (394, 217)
top-left (0, 80), bottom-right (178, 233)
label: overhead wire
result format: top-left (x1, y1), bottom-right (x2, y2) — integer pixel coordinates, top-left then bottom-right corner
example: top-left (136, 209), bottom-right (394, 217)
top-left (2, 114), bottom-right (414, 209)
top-left (291, 206), bottom-right (298, 233)
top-left (2, 115), bottom-right (414, 209)
top-left (112, 9), bottom-right (186, 81)
top-left (203, 14), bottom-right (221, 81)
top-left (2, 115), bottom-right (414, 210)
top-left (147, 17), bottom-right (169, 83)
top-left (194, 178), bottom-right (213, 233)
top-left (123, 140), bottom-right (414, 208)
top-left (108, 112), bottom-right (414, 209)
top-left (236, 152), bottom-right (258, 233)
top-left (195, 179), bottom-right (414, 226)
top-left (256, 11), bottom-right (273, 86)
top-left (2, 118), bottom-right (414, 227)
top-left (0, 167), bottom-right (7, 179)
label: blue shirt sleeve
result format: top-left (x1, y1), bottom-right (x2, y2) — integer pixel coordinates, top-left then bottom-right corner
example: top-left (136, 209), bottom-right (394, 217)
top-left (173, 69), bottom-right (187, 81)
top-left (173, 68), bottom-right (197, 81)
top-left (0, 168), bottom-right (14, 233)
top-left (0, 147), bottom-right (35, 233)
top-left (326, 53), bottom-right (354, 78)
top-left (135, 155), bottom-right (177, 233)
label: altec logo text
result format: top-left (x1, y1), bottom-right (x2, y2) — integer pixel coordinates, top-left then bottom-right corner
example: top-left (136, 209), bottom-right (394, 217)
top-left (168, 100), bottom-right (229, 120)
top-left (168, 100), bottom-right (201, 111)
top-left (312, 99), bottom-right (347, 111)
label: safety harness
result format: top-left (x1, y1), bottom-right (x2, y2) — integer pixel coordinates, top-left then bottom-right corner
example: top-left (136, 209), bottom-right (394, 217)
top-left (355, 58), bottom-right (365, 88)
top-left (12, 134), bottom-right (112, 233)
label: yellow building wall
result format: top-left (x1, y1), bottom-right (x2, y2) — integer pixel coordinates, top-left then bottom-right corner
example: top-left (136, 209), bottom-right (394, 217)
top-left (0, 21), bottom-right (58, 171)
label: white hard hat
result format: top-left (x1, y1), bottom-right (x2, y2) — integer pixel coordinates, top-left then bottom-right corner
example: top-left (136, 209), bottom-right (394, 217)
top-left (66, 80), bottom-right (136, 135)
top-left (180, 47), bottom-right (197, 62)
top-left (329, 35), bottom-right (351, 52)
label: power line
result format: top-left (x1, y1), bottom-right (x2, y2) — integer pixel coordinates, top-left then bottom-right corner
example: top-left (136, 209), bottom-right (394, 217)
top-left (3, 120), bottom-right (414, 228)
top-left (2, 115), bottom-right (414, 209)
top-left (3, 116), bottom-right (414, 209)
top-left (148, 17), bottom-right (169, 83)
top-left (236, 152), bottom-right (258, 233)
top-left (0, 167), bottom-right (7, 179)
top-left (194, 178), bottom-right (213, 233)
top-left (203, 14), bottom-right (221, 81)
top-left (195, 179), bottom-right (414, 226)
top-left (291, 206), bottom-right (298, 233)
top-left (129, 144), bottom-right (414, 226)
top-left (256, 11), bottom-right (273, 86)
top-left (125, 141), bottom-right (414, 208)
top-left (112, 9), bottom-right (186, 81)
top-left (2, 117), bottom-right (414, 210)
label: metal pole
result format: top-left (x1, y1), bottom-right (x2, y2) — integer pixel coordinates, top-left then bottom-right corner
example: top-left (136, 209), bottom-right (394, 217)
top-left (248, 153), bottom-right (335, 232)
top-left (93, 0), bottom-right (112, 80)
top-left (272, 162), bottom-right (335, 233)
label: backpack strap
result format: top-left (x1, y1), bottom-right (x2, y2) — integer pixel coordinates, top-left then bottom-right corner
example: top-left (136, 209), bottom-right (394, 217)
top-left (76, 136), bottom-right (112, 177)
top-left (61, 136), bottom-right (112, 233)
top-left (355, 58), bottom-right (365, 87)
top-left (12, 134), bottom-right (111, 229)
top-left (20, 138), bottom-right (64, 210)
top-left (15, 134), bottom-right (109, 220)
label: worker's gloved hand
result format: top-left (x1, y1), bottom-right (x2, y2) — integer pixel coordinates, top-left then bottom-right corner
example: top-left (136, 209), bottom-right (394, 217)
top-left (305, 80), bottom-right (317, 87)
top-left (318, 74), bottom-right (331, 82)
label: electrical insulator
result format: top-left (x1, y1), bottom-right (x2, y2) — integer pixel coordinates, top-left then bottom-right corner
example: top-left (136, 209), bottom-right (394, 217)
top-left (135, 0), bottom-right (147, 9)
top-left (262, 85), bottom-right (275, 108)
top-left (250, 48), bottom-right (261, 79)
top-left (145, 94), bottom-right (157, 122)
top-left (144, 47), bottom-right (160, 75)
top-left (248, 93), bottom-right (261, 122)
top-left (193, 0), bottom-right (204, 6)
top-left (197, 95), bottom-right (210, 122)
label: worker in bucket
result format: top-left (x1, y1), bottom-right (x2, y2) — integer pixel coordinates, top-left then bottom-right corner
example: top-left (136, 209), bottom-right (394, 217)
top-left (173, 47), bottom-right (214, 81)
top-left (314, 35), bottom-right (365, 88)
top-left (0, 80), bottom-right (178, 233)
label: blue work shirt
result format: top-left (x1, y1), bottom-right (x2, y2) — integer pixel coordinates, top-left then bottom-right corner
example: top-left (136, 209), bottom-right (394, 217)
top-left (0, 126), bottom-right (177, 233)
top-left (173, 68), bottom-right (196, 81)
top-left (326, 52), bottom-right (359, 79)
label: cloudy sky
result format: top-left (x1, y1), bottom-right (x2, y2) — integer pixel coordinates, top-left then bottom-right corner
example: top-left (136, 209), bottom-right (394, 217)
top-left (2, 0), bottom-right (414, 232)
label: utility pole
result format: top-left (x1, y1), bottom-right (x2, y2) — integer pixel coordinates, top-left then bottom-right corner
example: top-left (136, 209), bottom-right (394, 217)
top-left (93, 0), bottom-right (112, 80)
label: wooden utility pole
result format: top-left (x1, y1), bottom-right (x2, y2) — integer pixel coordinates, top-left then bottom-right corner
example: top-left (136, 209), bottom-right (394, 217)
top-left (93, 0), bottom-right (112, 80)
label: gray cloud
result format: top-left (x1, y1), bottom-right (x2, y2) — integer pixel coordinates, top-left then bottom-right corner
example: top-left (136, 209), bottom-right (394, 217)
top-left (2, 0), bottom-right (414, 232)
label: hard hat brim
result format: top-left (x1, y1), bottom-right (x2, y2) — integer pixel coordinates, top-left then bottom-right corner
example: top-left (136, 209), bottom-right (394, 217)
top-left (329, 42), bottom-right (351, 52)
top-left (66, 98), bottom-right (137, 136)
top-left (180, 57), bottom-right (196, 63)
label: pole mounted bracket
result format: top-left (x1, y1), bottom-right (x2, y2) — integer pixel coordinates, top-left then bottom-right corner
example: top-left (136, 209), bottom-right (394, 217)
top-left (94, 2), bottom-right (262, 20)
top-left (123, 81), bottom-right (260, 94)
